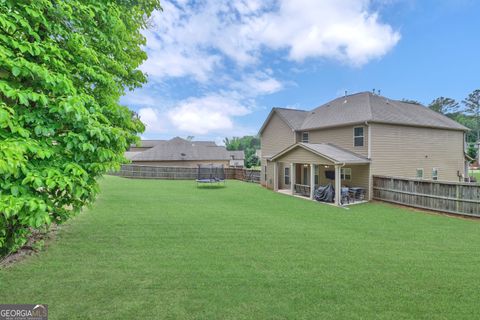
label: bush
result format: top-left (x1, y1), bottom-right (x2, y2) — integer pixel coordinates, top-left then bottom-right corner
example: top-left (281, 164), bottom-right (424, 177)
top-left (0, 0), bottom-right (160, 255)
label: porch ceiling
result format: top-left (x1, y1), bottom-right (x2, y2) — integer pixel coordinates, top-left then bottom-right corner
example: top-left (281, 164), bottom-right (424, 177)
top-left (270, 143), bottom-right (370, 165)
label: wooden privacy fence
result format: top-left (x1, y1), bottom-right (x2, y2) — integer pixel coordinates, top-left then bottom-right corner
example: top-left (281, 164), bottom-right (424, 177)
top-left (373, 175), bottom-right (480, 217)
top-left (112, 164), bottom-right (261, 183)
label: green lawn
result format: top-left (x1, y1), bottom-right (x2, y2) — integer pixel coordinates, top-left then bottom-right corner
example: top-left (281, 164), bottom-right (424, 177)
top-left (1, 176), bottom-right (480, 319)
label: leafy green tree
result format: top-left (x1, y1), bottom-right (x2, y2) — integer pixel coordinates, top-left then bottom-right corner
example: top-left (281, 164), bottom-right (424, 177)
top-left (451, 113), bottom-right (478, 143)
top-left (224, 136), bottom-right (260, 168)
top-left (463, 89), bottom-right (480, 142)
top-left (467, 143), bottom-right (477, 162)
top-left (0, 0), bottom-right (160, 255)
top-left (428, 97), bottom-right (459, 115)
top-left (401, 99), bottom-right (422, 105)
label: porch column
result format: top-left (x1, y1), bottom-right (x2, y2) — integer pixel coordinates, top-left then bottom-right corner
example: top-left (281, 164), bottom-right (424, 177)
top-left (334, 164), bottom-right (341, 206)
top-left (310, 164), bottom-right (315, 199)
top-left (290, 163), bottom-right (295, 195)
top-left (273, 161), bottom-right (278, 191)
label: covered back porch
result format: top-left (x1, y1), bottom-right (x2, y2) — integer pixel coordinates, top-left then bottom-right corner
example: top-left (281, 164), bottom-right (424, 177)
top-left (270, 143), bottom-right (370, 206)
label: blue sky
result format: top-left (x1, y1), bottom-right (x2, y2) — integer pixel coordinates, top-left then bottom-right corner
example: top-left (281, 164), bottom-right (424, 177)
top-left (120, 0), bottom-right (480, 143)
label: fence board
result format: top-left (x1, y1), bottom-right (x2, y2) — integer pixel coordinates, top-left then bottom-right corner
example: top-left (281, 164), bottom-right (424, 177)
top-left (112, 164), bottom-right (260, 183)
top-left (373, 175), bottom-right (480, 217)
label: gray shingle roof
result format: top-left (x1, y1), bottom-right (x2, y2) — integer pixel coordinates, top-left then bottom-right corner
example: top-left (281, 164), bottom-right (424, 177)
top-left (276, 108), bottom-right (309, 130)
top-left (270, 142), bottom-right (370, 164)
top-left (130, 137), bottom-right (244, 161)
top-left (300, 92), bottom-right (468, 131)
top-left (131, 140), bottom-right (165, 148)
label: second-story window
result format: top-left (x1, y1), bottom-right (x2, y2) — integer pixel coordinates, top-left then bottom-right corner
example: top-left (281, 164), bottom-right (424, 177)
top-left (354, 127), bottom-right (364, 147)
top-left (301, 132), bottom-right (309, 143)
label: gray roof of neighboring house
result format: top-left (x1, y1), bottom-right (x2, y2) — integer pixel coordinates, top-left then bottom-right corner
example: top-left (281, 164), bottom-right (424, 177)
top-left (131, 140), bottom-right (165, 148)
top-left (261, 92), bottom-right (468, 133)
top-left (125, 151), bottom-right (142, 160)
top-left (130, 138), bottom-right (217, 149)
top-left (130, 137), bottom-right (244, 161)
top-left (227, 150), bottom-right (245, 159)
top-left (270, 143), bottom-right (370, 164)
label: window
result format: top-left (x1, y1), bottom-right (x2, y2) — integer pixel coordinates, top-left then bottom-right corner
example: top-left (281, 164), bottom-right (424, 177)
top-left (432, 168), bottom-right (438, 181)
top-left (416, 168), bottom-right (424, 179)
top-left (284, 167), bottom-right (290, 185)
top-left (341, 168), bottom-right (352, 180)
top-left (264, 166), bottom-right (267, 182)
top-left (354, 127), bottom-right (364, 147)
top-left (301, 132), bottom-right (309, 143)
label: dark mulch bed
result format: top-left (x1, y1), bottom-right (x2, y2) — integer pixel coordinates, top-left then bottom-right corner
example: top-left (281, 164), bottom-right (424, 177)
top-left (0, 224), bottom-right (59, 268)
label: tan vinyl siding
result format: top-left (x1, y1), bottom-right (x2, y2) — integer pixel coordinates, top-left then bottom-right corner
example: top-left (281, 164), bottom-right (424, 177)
top-left (370, 123), bottom-right (464, 182)
top-left (260, 113), bottom-right (295, 157)
top-left (260, 112), bottom-right (295, 187)
top-left (131, 160), bottom-right (229, 168)
top-left (265, 160), bottom-right (274, 189)
top-left (307, 125), bottom-right (369, 157)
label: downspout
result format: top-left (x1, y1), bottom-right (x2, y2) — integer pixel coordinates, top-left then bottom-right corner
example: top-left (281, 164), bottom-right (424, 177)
top-left (365, 121), bottom-right (371, 159)
top-left (365, 121), bottom-right (372, 200)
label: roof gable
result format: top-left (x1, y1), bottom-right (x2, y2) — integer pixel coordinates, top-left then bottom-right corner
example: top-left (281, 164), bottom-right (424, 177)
top-left (258, 108), bottom-right (308, 134)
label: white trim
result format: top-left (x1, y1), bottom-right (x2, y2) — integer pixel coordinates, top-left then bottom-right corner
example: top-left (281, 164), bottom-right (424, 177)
top-left (367, 124), bottom-right (372, 158)
top-left (334, 165), bottom-right (341, 206)
top-left (341, 168), bottom-right (352, 181)
top-left (310, 164), bottom-right (315, 199)
top-left (290, 163), bottom-right (295, 195)
top-left (353, 126), bottom-right (365, 147)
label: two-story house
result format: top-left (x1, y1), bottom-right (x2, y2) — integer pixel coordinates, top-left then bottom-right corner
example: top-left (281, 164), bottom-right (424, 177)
top-left (259, 92), bottom-right (469, 205)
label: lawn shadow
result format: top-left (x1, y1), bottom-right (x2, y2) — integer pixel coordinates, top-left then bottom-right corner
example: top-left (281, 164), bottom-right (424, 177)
top-left (195, 184), bottom-right (227, 189)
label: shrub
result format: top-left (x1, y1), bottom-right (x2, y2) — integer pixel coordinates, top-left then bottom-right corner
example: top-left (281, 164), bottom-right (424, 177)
top-left (0, 0), bottom-right (160, 255)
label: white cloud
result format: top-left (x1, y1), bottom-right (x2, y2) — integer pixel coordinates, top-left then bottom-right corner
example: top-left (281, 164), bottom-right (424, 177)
top-left (140, 0), bottom-right (400, 81)
top-left (250, 0), bottom-right (400, 65)
top-left (237, 72), bottom-right (283, 95)
top-left (168, 94), bottom-right (251, 135)
top-left (138, 107), bottom-right (164, 133)
top-left (129, 0), bottom-right (401, 137)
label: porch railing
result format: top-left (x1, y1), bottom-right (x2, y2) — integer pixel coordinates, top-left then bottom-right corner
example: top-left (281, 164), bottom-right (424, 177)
top-left (294, 184), bottom-right (311, 197)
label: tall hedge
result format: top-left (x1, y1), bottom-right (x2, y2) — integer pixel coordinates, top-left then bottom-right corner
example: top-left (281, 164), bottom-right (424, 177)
top-left (0, 0), bottom-right (160, 255)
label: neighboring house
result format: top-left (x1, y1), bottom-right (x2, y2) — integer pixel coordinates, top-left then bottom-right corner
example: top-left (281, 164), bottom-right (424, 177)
top-left (259, 92), bottom-right (469, 205)
top-left (126, 137), bottom-right (245, 168)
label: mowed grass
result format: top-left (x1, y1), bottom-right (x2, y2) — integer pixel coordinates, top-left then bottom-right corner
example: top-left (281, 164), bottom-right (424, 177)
top-left (1, 176), bottom-right (480, 319)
